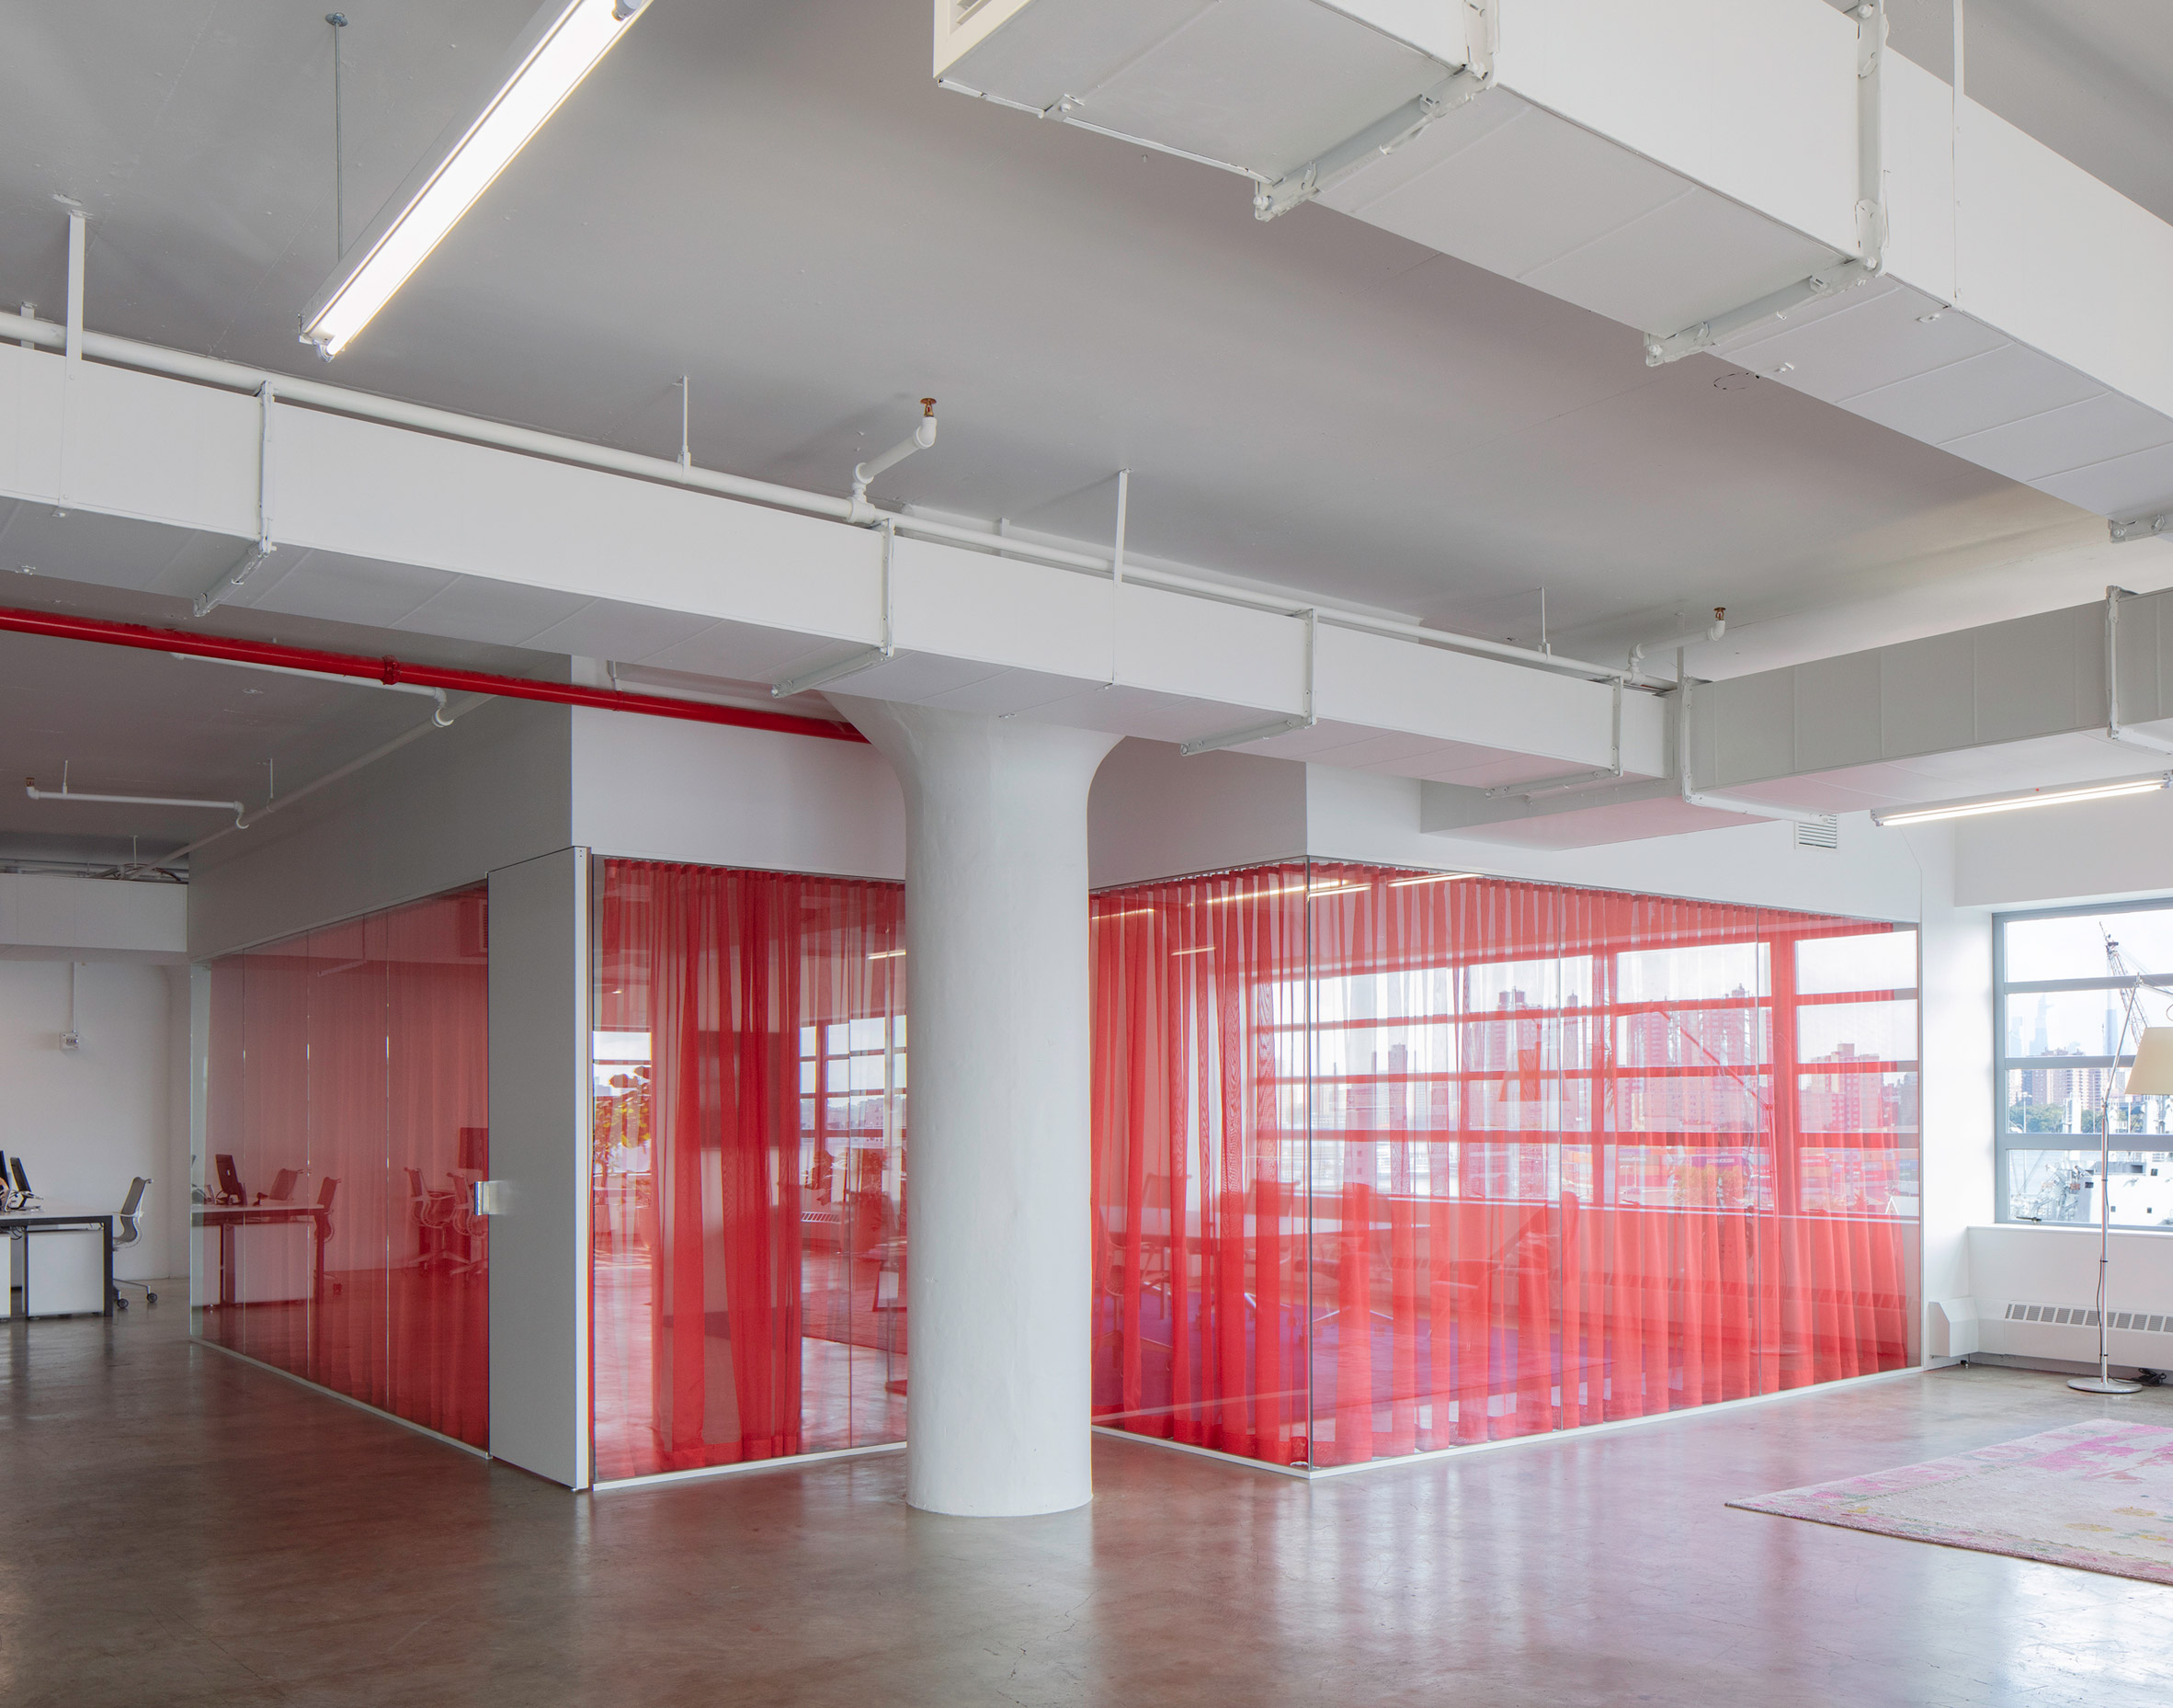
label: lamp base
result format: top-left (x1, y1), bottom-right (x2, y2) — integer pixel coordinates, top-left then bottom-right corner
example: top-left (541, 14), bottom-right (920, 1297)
top-left (2068, 1375), bottom-right (2145, 1395)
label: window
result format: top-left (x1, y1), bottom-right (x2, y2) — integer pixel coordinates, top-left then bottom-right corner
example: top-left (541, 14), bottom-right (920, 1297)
top-left (1995, 899), bottom-right (2173, 1229)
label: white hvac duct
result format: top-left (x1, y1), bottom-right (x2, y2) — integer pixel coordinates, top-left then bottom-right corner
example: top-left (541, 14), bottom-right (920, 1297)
top-left (0, 301), bottom-right (1623, 690)
top-left (940, 0), bottom-right (2173, 530)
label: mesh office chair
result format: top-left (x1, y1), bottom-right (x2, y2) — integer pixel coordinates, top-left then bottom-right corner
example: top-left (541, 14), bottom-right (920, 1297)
top-left (111, 1177), bottom-right (156, 1308)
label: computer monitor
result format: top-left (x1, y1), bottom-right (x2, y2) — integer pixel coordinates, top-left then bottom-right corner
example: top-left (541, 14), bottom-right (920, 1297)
top-left (10, 1156), bottom-right (30, 1195)
top-left (214, 1154), bottom-right (245, 1202)
top-left (266, 1167), bottom-right (300, 1203)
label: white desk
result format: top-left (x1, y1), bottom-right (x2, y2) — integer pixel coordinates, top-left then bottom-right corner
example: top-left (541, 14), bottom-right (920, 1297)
top-left (2, 1206), bottom-right (115, 1318)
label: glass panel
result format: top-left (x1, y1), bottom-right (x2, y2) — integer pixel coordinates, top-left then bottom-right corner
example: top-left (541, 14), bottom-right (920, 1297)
top-left (2003, 986), bottom-right (2142, 1059)
top-left (1090, 865), bottom-right (1921, 1469)
top-left (383, 888), bottom-right (491, 1445)
top-left (2001, 1067), bottom-right (2173, 1136)
top-left (1801, 999), bottom-right (1918, 1064)
top-left (194, 885), bottom-right (488, 1447)
top-left (1089, 863), bottom-right (1311, 1466)
top-left (1796, 928), bottom-right (1917, 995)
top-left (2005, 910), bottom-right (2173, 983)
top-left (2006, 1148), bottom-right (2173, 1228)
top-left (589, 860), bottom-right (905, 1481)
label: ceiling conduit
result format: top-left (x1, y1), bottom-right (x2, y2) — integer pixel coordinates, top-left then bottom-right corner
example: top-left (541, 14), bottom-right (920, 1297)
top-left (0, 605), bottom-right (870, 744)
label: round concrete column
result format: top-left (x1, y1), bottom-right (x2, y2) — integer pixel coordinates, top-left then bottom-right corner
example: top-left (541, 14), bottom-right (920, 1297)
top-left (835, 699), bottom-right (1121, 1517)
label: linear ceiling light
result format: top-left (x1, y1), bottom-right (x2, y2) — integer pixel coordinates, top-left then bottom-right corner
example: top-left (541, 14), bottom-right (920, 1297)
top-left (300, 0), bottom-right (652, 358)
top-left (1386, 871), bottom-right (1478, 888)
top-left (1871, 773), bottom-right (2172, 827)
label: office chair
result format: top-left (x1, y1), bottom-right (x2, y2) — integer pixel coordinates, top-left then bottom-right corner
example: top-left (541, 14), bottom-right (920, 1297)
top-left (256, 1167), bottom-right (300, 1205)
top-left (407, 1167), bottom-right (460, 1268)
top-left (110, 1177), bottom-right (156, 1309)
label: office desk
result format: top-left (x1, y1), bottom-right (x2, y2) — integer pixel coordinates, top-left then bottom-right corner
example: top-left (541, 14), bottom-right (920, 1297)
top-left (1, 1208), bottom-right (115, 1318)
top-left (193, 1203), bottom-right (331, 1307)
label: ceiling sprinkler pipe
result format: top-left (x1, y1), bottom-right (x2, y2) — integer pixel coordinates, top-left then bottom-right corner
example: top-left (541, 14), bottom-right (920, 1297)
top-left (0, 290), bottom-right (1632, 687)
top-left (26, 780), bottom-right (246, 820)
top-left (850, 399), bottom-right (939, 518)
top-left (1630, 608), bottom-right (1725, 684)
top-left (0, 604), bottom-right (870, 744)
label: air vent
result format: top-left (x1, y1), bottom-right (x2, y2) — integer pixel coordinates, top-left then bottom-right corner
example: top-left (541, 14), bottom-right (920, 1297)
top-left (1794, 815), bottom-right (1838, 849)
top-left (2005, 1302), bottom-right (2173, 1333)
top-left (953, 0), bottom-right (994, 25)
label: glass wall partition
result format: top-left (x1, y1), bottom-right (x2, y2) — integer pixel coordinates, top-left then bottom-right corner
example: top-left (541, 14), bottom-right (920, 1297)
top-left (590, 860), bottom-right (906, 1482)
top-left (1996, 898), bottom-right (2173, 1227)
top-left (1090, 861), bottom-right (1918, 1471)
top-left (196, 885), bottom-right (490, 1447)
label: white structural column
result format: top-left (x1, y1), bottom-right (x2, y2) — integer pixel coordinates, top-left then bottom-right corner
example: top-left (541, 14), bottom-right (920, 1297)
top-left (835, 698), bottom-right (1121, 1517)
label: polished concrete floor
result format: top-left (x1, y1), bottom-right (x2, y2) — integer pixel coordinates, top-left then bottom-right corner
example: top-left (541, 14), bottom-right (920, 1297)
top-left (6, 1295), bottom-right (2172, 1707)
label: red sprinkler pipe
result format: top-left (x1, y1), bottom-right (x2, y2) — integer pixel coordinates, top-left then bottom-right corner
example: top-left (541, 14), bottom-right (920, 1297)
top-left (0, 604), bottom-right (870, 744)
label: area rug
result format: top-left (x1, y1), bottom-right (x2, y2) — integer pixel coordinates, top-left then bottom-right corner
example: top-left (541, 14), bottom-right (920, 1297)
top-left (1729, 1418), bottom-right (2173, 1584)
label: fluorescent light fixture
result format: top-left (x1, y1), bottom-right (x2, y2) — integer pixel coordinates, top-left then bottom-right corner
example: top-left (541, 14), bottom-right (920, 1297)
top-left (1170, 946), bottom-right (1215, 957)
top-left (1387, 871), bottom-right (1478, 888)
top-left (867, 949), bottom-right (905, 962)
top-left (301, 0), bottom-right (652, 357)
top-left (1871, 772), bottom-right (2171, 827)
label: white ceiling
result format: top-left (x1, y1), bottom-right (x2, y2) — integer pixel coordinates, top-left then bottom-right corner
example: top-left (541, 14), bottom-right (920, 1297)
top-left (0, 576), bottom-right (554, 870)
top-left (6, 0), bottom-right (2165, 661)
top-left (0, 0), bottom-right (2168, 863)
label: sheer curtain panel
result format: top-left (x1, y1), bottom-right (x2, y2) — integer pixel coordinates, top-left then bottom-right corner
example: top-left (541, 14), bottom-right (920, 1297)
top-left (1089, 862), bottom-right (1917, 1472)
top-left (195, 886), bottom-right (490, 1446)
top-left (590, 860), bottom-right (907, 1481)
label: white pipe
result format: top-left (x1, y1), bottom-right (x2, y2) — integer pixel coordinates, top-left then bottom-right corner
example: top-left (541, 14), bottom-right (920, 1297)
top-left (115, 692), bottom-right (487, 879)
top-left (27, 783), bottom-right (244, 816)
top-left (168, 651), bottom-right (452, 720)
top-left (0, 306), bottom-right (1633, 685)
top-left (852, 400), bottom-right (938, 502)
top-left (1629, 608), bottom-right (1726, 682)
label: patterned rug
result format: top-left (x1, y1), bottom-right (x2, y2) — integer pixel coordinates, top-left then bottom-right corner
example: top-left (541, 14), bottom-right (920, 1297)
top-left (1729, 1418), bottom-right (2173, 1584)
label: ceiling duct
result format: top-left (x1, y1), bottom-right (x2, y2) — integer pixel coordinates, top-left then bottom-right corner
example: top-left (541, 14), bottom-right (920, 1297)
top-left (939, 0), bottom-right (2173, 529)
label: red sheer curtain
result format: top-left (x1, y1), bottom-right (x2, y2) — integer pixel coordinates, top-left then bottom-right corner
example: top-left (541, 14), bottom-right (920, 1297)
top-left (384, 889), bottom-right (490, 1445)
top-left (1090, 866), bottom-right (1310, 1464)
top-left (591, 860), bottom-right (905, 1481)
top-left (1090, 860), bottom-right (1918, 1471)
top-left (197, 885), bottom-right (490, 1449)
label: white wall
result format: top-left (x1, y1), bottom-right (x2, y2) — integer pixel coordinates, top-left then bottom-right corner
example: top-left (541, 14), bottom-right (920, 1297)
top-left (0, 959), bottom-right (176, 1281)
top-left (0, 870), bottom-right (186, 959)
top-left (1906, 826), bottom-right (1996, 1356)
top-left (570, 708), bottom-right (904, 879)
top-left (1314, 767), bottom-right (1929, 920)
top-left (188, 697), bottom-right (571, 961)
top-left (1968, 1224), bottom-right (2173, 1373)
top-left (1956, 784), bottom-right (2173, 909)
top-left (1087, 739), bottom-right (1306, 890)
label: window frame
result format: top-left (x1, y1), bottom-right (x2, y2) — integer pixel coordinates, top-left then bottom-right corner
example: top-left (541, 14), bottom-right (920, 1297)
top-left (1993, 894), bottom-right (2173, 1226)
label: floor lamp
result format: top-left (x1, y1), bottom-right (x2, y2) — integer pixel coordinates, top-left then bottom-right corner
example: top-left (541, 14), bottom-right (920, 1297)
top-left (2070, 1023), bottom-right (2173, 1395)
